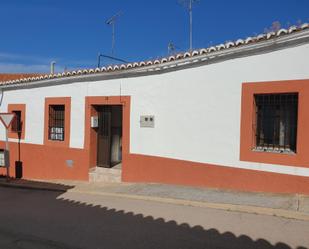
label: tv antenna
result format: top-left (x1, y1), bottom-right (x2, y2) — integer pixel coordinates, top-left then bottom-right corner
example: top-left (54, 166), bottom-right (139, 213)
top-left (168, 42), bottom-right (175, 55)
top-left (178, 0), bottom-right (199, 51)
top-left (167, 42), bottom-right (180, 55)
top-left (106, 11), bottom-right (122, 56)
top-left (97, 53), bottom-right (128, 68)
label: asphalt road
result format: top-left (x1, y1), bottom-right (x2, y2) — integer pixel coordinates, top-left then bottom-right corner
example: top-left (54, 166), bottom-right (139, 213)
top-left (0, 186), bottom-right (308, 249)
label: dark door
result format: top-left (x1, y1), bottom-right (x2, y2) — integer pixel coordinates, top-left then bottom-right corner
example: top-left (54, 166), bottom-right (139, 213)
top-left (97, 106), bottom-right (112, 167)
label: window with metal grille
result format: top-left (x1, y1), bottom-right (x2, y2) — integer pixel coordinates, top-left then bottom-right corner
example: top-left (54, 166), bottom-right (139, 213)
top-left (48, 105), bottom-right (65, 141)
top-left (254, 93), bottom-right (298, 153)
top-left (11, 110), bottom-right (22, 133)
top-left (0, 149), bottom-right (5, 167)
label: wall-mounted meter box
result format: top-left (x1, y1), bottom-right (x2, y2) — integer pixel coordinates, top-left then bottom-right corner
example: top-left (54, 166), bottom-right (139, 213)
top-left (140, 115), bottom-right (155, 128)
top-left (91, 116), bottom-right (99, 128)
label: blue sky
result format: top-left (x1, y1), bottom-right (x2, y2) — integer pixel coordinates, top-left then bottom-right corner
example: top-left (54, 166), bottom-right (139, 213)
top-left (0, 0), bottom-right (308, 73)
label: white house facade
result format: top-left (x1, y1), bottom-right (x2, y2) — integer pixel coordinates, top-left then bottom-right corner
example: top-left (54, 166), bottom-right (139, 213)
top-left (1, 24), bottom-right (309, 194)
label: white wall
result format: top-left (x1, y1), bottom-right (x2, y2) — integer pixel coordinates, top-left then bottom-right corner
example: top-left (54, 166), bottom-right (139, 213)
top-left (1, 43), bottom-right (309, 176)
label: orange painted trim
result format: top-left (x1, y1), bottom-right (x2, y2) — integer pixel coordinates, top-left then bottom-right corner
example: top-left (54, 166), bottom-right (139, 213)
top-left (240, 79), bottom-right (309, 168)
top-left (84, 96), bottom-right (130, 170)
top-left (44, 97), bottom-right (71, 148)
top-left (0, 141), bottom-right (89, 180)
top-left (8, 104), bottom-right (26, 140)
top-left (123, 153), bottom-right (309, 195)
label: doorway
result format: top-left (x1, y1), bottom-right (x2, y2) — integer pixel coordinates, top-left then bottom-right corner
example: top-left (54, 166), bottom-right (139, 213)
top-left (96, 105), bottom-right (122, 168)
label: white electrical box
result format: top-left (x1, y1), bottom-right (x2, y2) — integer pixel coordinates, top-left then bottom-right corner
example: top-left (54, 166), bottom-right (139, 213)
top-left (140, 115), bottom-right (155, 128)
top-left (91, 116), bottom-right (99, 128)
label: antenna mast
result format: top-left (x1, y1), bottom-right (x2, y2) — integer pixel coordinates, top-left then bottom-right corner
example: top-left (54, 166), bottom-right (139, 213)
top-left (168, 42), bottom-right (175, 55)
top-left (106, 11), bottom-right (122, 56)
top-left (179, 0), bottom-right (199, 51)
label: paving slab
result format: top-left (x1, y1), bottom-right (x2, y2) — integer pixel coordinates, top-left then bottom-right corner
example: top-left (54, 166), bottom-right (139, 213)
top-left (1, 178), bottom-right (309, 218)
top-left (44, 180), bottom-right (308, 213)
top-left (91, 183), bottom-right (299, 210)
top-left (299, 195), bottom-right (309, 213)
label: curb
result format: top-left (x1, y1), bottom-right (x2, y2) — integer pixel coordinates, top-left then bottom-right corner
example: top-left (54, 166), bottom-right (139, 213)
top-left (67, 188), bottom-right (309, 222)
top-left (2, 181), bottom-right (309, 222)
top-left (0, 181), bottom-right (69, 193)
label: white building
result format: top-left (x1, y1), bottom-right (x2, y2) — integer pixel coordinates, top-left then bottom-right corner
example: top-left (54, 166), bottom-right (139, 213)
top-left (1, 24), bottom-right (309, 194)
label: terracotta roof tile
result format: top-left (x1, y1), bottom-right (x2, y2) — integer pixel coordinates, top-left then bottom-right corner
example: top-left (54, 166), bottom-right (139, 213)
top-left (0, 73), bottom-right (43, 82)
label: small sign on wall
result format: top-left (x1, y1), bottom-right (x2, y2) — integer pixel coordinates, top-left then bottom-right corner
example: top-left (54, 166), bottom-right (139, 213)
top-left (140, 115), bottom-right (155, 128)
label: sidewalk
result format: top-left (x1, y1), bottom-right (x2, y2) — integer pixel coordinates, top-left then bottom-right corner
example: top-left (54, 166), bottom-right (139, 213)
top-left (1, 177), bottom-right (309, 221)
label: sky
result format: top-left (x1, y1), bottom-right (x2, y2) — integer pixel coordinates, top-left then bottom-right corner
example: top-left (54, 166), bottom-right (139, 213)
top-left (0, 0), bottom-right (308, 73)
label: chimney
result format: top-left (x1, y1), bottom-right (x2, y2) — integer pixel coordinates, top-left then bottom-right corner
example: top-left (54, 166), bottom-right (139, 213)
top-left (50, 61), bottom-right (56, 74)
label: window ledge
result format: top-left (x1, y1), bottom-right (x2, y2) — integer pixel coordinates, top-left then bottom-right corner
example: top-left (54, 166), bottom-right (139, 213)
top-left (252, 147), bottom-right (296, 155)
top-left (45, 139), bottom-right (67, 148)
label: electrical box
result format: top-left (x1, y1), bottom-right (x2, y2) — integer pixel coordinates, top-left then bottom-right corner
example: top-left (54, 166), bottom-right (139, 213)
top-left (91, 116), bottom-right (99, 128)
top-left (140, 115), bottom-right (155, 128)
top-left (66, 160), bottom-right (74, 168)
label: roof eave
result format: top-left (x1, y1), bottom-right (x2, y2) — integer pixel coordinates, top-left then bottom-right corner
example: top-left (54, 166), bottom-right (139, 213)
top-left (1, 28), bottom-right (309, 91)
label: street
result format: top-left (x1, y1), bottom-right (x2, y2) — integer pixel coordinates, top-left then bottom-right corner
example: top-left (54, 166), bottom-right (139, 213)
top-left (0, 186), bottom-right (308, 249)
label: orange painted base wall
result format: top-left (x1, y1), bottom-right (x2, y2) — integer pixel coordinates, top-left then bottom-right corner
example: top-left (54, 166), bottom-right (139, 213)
top-left (1, 141), bottom-right (309, 195)
top-left (123, 154), bottom-right (309, 195)
top-left (0, 141), bottom-right (89, 181)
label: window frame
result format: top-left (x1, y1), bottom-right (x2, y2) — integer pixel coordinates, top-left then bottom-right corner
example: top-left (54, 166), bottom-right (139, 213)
top-left (48, 105), bottom-right (65, 141)
top-left (8, 104), bottom-right (26, 140)
top-left (240, 79), bottom-right (309, 168)
top-left (0, 149), bottom-right (5, 167)
top-left (253, 93), bottom-right (298, 154)
top-left (11, 110), bottom-right (22, 133)
top-left (44, 97), bottom-right (71, 147)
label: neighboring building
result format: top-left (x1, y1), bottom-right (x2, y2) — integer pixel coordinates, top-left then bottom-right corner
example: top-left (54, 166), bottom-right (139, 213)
top-left (0, 24), bottom-right (309, 194)
top-left (0, 73), bottom-right (42, 82)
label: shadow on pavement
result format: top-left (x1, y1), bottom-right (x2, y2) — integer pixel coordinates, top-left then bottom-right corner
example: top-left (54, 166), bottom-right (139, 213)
top-left (0, 174), bottom-right (74, 192)
top-left (0, 181), bottom-right (307, 249)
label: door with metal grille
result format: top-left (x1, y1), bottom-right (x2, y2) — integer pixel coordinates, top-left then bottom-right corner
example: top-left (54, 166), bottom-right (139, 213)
top-left (97, 106), bottom-right (112, 167)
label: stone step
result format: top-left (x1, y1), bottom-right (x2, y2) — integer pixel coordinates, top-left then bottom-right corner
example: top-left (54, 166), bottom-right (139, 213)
top-left (89, 167), bottom-right (122, 183)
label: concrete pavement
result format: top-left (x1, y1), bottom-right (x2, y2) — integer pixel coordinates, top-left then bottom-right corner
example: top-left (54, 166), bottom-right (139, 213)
top-left (1, 177), bottom-right (309, 221)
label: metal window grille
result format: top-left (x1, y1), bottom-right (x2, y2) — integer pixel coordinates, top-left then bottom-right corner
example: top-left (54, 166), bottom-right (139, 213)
top-left (11, 110), bottom-right (22, 132)
top-left (254, 93), bottom-right (298, 153)
top-left (0, 149), bottom-right (5, 167)
top-left (48, 105), bottom-right (65, 141)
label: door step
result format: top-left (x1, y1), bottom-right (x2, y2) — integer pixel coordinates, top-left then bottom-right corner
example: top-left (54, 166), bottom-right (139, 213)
top-left (89, 167), bottom-right (122, 183)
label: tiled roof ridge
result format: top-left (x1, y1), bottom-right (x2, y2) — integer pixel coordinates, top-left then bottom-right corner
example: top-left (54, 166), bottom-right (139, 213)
top-left (0, 23), bottom-right (308, 87)
top-left (0, 73), bottom-right (43, 81)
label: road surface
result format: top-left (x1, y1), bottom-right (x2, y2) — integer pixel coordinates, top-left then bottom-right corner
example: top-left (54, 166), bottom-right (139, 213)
top-left (0, 186), bottom-right (308, 249)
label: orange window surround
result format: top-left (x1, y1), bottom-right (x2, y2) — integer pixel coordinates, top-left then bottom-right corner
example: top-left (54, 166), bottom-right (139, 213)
top-left (44, 97), bottom-right (71, 147)
top-left (240, 79), bottom-right (309, 168)
top-left (8, 104), bottom-right (26, 140)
